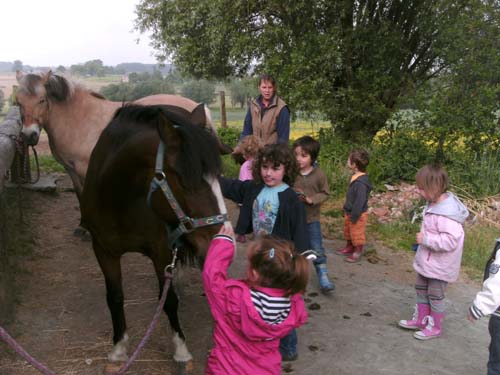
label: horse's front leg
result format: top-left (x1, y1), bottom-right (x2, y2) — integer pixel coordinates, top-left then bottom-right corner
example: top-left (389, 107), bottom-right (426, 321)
top-left (153, 258), bottom-right (193, 372)
top-left (93, 244), bottom-right (129, 362)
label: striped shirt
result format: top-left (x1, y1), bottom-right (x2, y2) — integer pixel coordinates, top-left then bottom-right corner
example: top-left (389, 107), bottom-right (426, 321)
top-left (250, 289), bottom-right (291, 325)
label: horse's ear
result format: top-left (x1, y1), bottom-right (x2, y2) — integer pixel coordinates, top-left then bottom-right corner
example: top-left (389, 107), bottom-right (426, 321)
top-left (41, 70), bottom-right (53, 84)
top-left (16, 70), bottom-right (23, 82)
top-left (191, 103), bottom-right (207, 128)
top-left (157, 110), bottom-right (180, 146)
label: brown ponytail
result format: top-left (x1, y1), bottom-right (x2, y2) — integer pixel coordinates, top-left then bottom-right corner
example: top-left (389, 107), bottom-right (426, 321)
top-left (247, 235), bottom-right (310, 296)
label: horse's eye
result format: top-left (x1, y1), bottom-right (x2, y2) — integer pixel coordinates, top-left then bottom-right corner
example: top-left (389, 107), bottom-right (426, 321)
top-left (38, 98), bottom-right (46, 104)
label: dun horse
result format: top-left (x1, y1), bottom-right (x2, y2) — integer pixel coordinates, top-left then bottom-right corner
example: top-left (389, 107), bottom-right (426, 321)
top-left (81, 104), bottom-right (230, 371)
top-left (14, 71), bottom-right (231, 200)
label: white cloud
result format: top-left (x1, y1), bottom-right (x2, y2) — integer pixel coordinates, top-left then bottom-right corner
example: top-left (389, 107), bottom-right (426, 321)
top-left (0, 0), bottom-right (158, 67)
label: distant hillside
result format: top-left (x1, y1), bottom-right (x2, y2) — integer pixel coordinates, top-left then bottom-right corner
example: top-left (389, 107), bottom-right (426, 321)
top-left (0, 61), bottom-right (173, 74)
top-left (0, 62), bottom-right (12, 72)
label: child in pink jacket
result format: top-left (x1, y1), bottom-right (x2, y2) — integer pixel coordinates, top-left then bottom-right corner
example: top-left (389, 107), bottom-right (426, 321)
top-left (202, 225), bottom-right (309, 375)
top-left (398, 164), bottom-right (468, 340)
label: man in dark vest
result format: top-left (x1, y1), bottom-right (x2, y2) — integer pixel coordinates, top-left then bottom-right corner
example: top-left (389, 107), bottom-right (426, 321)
top-left (240, 74), bottom-right (290, 145)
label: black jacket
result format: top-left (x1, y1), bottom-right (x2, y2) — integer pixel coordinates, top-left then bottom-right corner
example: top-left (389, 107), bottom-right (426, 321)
top-left (220, 177), bottom-right (309, 252)
top-left (343, 174), bottom-right (373, 224)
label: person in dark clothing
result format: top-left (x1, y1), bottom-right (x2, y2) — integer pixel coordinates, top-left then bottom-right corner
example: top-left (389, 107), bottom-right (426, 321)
top-left (220, 143), bottom-right (309, 362)
top-left (336, 149), bottom-right (373, 263)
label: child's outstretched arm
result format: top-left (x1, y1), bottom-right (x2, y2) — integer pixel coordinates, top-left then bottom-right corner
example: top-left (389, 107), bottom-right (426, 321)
top-left (219, 176), bottom-right (250, 204)
top-left (202, 226), bottom-right (235, 312)
top-left (469, 249), bottom-right (500, 321)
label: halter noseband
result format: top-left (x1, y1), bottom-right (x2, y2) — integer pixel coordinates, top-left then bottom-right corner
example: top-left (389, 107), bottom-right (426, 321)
top-left (147, 139), bottom-right (227, 250)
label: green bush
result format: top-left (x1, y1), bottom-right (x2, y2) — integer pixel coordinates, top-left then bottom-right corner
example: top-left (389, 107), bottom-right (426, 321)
top-left (318, 128), bottom-right (355, 197)
top-left (221, 155), bottom-right (240, 178)
top-left (217, 126), bottom-right (241, 149)
top-left (369, 130), bottom-right (432, 185)
top-left (448, 149), bottom-right (500, 198)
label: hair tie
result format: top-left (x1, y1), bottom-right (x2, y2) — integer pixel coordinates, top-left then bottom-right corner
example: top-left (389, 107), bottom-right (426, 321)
top-left (269, 248), bottom-right (275, 258)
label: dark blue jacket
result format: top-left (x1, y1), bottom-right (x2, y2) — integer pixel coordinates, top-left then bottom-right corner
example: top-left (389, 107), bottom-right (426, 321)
top-left (220, 177), bottom-right (309, 252)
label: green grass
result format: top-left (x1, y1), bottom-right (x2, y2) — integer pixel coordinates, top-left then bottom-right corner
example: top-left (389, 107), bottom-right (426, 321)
top-left (369, 218), bottom-right (420, 253)
top-left (462, 225), bottom-right (499, 279)
top-left (32, 155), bottom-right (66, 173)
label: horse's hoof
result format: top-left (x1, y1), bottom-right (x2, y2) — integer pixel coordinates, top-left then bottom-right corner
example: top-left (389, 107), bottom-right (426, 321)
top-left (177, 360), bottom-right (194, 375)
top-left (103, 363), bottom-right (122, 375)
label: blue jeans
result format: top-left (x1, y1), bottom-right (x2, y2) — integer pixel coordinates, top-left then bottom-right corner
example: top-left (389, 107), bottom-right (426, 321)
top-left (489, 315), bottom-right (500, 375)
top-left (280, 328), bottom-right (297, 357)
top-left (308, 221), bottom-right (327, 266)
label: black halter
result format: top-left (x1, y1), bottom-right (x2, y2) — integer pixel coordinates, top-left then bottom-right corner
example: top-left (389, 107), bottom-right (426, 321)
top-left (147, 140), bottom-right (227, 250)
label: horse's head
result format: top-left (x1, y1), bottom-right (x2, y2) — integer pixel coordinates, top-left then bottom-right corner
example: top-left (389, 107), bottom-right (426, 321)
top-left (15, 71), bottom-right (72, 145)
top-left (143, 105), bottom-right (231, 263)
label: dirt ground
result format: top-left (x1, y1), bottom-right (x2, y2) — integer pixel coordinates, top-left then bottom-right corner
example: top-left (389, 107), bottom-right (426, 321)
top-left (0, 141), bottom-right (491, 375)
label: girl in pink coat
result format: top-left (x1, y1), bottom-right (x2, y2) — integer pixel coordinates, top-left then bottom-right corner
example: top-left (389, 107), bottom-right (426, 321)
top-left (202, 225), bottom-right (309, 375)
top-left (399, 164), bottom-right (469, 340)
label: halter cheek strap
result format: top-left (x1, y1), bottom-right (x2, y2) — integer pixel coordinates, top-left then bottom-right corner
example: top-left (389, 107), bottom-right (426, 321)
top-left (147, 140), bottom-right (227, 250)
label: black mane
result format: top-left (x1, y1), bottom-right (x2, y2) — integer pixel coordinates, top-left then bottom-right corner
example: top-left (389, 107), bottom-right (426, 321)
top-left (110, 104), bottom-right (221, 189)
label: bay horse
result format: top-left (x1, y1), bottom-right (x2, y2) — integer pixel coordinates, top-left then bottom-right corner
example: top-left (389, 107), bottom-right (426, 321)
top-left (80, 103), bottom-right (230, 371)
top-left (14, 71), bottom-right (231, 215)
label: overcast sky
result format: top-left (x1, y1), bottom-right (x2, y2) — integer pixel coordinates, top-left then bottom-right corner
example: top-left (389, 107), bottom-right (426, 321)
top-left (0, 0), bottom-right (158, 67)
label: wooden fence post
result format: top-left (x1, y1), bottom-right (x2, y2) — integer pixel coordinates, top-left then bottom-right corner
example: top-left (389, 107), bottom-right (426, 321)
top-left (0, 106), bottom-right (21, 193)
top-left (219, 91), bottom-right (227, 128)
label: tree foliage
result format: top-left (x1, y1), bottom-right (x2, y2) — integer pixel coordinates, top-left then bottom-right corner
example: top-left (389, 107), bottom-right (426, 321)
top-left (99, 71), bottom-right (175, 101)
top-left (70, 59), bottom-right (115, 77)
top-left (12, 60), bottom-right (23, 72)
top-left (180, 80), bottom-right (216, 104)
top-left (228, 78), bottom-right (256, 108)
top-left (135, 0), bottom-right (500, 143)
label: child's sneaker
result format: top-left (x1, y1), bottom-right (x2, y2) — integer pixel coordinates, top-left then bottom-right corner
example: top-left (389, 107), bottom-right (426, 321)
top-left (414, 312), bottom-right (444, 340)
top-left (236, 234), bottom-right (247, 243)
top-left (398, 304), bottom-right (430, 330)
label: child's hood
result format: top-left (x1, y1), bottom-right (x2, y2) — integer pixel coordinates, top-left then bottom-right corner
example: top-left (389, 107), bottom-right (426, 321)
top-left (351, 173), bottom-right (373, 190)
top-left (425, 192), bottom-right (469, 224)
top-left (226, 281), bottom-right (306, 341)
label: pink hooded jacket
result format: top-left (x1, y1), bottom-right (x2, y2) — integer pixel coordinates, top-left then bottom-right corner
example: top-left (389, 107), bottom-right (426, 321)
top-left (413, 192), bottom-right (469, 282)
top-left (202, 235), bottom-right (307, 375)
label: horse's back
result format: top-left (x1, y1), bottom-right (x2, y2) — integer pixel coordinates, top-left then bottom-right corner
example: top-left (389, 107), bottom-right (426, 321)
top-left (134, 94), bottom-right (199, 112)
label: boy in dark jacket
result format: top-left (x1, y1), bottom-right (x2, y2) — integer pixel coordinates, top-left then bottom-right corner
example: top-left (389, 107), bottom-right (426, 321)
top-left (336, 149), bottom-right (373, 263)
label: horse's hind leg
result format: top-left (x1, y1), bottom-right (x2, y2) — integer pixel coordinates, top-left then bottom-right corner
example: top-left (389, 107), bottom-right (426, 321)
top-left (93, 244), bottom-right (129, 362)
top-left (152, 258), bottom-right (193, 369)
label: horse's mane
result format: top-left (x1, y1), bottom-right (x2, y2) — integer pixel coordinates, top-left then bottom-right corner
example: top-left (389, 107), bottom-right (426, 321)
top-left (18, 72), bottom-right (105, 102)
top-left (111, 105), bottom-right (222, 190)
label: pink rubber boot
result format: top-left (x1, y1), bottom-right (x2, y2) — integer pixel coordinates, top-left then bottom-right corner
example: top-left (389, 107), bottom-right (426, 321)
top-left (398, 304), bottom-right (430, 330)
top-left (413, 311), bottom-right (444, 340)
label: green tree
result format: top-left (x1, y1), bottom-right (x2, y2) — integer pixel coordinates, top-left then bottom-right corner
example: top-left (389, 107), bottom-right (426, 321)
top-left (229, 78), bottom-right (256, 108)
top-left (135, 0), bottom-right (500, 142)
top-left (100, 76), bottom-right (175, 101)
top-left (180, 80), bottom-right (215, 104)
top-left (12, 60), bottom-right (23, 72)
top-left (55, 65), bottom-right (66, 74)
